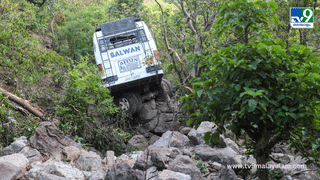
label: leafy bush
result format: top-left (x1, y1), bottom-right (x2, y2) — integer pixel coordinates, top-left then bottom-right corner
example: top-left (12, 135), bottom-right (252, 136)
top-left (182, 39), bottom-right (320, 179)
top-left (55, 56), bottom-right (132, 155)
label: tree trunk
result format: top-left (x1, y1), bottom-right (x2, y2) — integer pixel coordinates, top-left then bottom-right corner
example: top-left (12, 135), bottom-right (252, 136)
top-left (0, 86), bottom-right (47, 121)
top-left (255, 152), bottom-right (269, 180)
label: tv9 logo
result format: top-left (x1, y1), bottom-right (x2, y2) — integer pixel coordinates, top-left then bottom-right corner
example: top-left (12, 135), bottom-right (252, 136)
top-left (290, 8), bottom-right (314, 28)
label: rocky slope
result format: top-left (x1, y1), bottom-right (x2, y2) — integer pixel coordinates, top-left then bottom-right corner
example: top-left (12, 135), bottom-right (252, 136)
top-left (0, 99), bottom-right (319, 180)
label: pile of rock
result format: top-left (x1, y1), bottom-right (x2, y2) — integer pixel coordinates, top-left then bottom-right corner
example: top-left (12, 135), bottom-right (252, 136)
top-left (0, 119), bottom-right (319, 180)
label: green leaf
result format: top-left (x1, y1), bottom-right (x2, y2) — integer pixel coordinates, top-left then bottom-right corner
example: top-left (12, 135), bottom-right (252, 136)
top-left (248, 99), bottom-right (257, 111)
top-left (181, 103), bottom-right (188, 112)
top-left (240, 21), bottom-right (248, 28)
top-left (272, 16), bottom-right (279, 25)
top-left (236, 27), bottom-right (244, 34)
top-left (204, 132), bottom-right (211, 144)
top-left (197, 89), bottom-right (204, 98)
top-left (235, 84), bottom-right (241, 91)
top-left (282, 106), bottom-right (289, 111)
top-left (187, 118), bottom-right (194, 126)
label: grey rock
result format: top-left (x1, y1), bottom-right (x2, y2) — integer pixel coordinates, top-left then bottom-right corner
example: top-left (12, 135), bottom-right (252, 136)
top-left (149, 135), bottom-right (160, 145)
top-left (62, 146), bottom-right (81, 161)
top-left (37, 172), bottom-right (69, 180)
top-left (211, 162), bottom-right (223, 170)
top-left (153, 113), bottom-right (176, 133)
top-left (29, 121), bottom-right (81, 157)
top-left (194, 145), bottom-right (237, 166)
top-left (19, 146), bottom-right (43, 163)
top-left (158, 170), bottom-right (191, 180)
top-left (146, 166), bottom-right (159, 180)
top-left (134, 147), bottom-right (182, 170)
top-left (0, 162), bottom-right (23, 180)
top-left (182, 148), bottom-right (192, 157)
top-left (187, 121), bottom-right (217, 145)
top-left (225, 138), bottom-right (239, 153)
top-left (152, 131), bottom-right (190, 149)
top-left (179, 127), bottom-right (192, 135)
top-left (1, 136), bottom-right (28, 156)
top-left (128, 135), bottom-right (149, 151)
top-left (214, 136), bottom-right (227, 148)
top-left (151, 151), bottom-right (166, 170)
top-left (139, 99), bottom-right (158, 123)
top-left (89, 172), bottom-right (105, 180)
top-left (219, 168), bottom-right (238, 180)
top-left (0, 153), bottom-right (29, 172)
top-left (105, 162), bottom-right (134, 180)
top-left (44, 161), bottom-right (85, 179)
top-left (167, 155), bottom-right (201, 180)
top-left (133, 169), bottom-right (145, 180)
top-left (106, 151), bottom-right (115, 167)
top-left (142, 114), bottom-right (178, 134)
top-left (75, 151), bottom-right (103, 172)
top-left (271, 153), bottom-right (291, 164)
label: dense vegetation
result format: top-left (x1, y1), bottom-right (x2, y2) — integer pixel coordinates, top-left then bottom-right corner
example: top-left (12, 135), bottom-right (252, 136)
top-left (0, 0), bottom-right (320, 179)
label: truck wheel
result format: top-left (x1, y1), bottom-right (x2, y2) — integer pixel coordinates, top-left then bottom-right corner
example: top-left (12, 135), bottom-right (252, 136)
top-left (133, 92), bottom-right (143, 112)
top-left (162, 78), bottom-right (174, 97)
top-left (115, 92), bottom-right (137, 115)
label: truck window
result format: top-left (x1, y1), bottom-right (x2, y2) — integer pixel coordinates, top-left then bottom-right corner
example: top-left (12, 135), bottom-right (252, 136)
top-left (98, 29), bottom-right (147, 52)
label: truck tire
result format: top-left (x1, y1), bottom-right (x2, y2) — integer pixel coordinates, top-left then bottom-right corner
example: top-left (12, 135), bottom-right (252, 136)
top-left (115, 92), bottom-right (137, 115)
top-left (162, 78), bottom-right (174, 97)
top-left (133, 92), bottom-right (143, 112)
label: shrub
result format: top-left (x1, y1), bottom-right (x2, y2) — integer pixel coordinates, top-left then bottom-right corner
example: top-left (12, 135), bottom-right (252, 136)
top-left (182, 39), bottom-right (320, 180)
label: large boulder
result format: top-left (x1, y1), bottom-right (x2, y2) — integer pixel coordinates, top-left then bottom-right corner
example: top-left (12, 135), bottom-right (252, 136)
top-left (167, 155), bottom-right (201, 180)
top-left (141, 114), bottom-right (178, 134)
top-left (134, 147), bottom-right (182, 170)
top-left (158, 170), bottom-right (191, 180)
top-left (128, 135), bottom-right (148, 151)
top-left (0, 153), bottom-right (29, 172)
top-left (138, 99), bottom-right (158, 123)
top-left (44, 161), bottom-right (85, 180)
top-left (104, 162), bottom-right (135, 180)
top-left (75, 151), bottom-right (103, 172)
top-left (194, 145), bottom-right (238, 166)
top-left (62, 146), bottom-right (81, 161)
top-left (29, 121), bottom-right (81, 158)
top-left (151, 131), bottom-right (190, 149)
top-left (0, 162), bottom-right (24, 180)
top-left (1, 136), bottom-right (28, 156)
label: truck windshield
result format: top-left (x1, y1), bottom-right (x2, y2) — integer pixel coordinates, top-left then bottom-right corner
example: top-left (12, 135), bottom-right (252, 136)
top-left (99, 29), bottom-right (147, 52)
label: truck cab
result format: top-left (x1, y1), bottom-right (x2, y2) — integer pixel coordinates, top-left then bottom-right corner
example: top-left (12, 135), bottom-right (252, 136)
top-left (93, 17), bottom-right (171, 114)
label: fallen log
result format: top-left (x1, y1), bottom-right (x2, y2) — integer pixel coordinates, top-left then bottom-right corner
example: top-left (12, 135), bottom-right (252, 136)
top-left (0, 86), bottom-right (47, 121)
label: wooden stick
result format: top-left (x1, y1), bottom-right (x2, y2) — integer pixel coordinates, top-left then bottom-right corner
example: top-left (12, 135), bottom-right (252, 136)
top-left (0, 86), bottom-right (47, 121)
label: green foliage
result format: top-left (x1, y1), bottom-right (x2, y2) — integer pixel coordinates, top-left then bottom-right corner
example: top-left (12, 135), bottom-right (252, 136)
top-left (55, 1), bottom-right (110, 62)
top-left (214, 0), bottom-right (278, 44)
top-left (54, 57), bottom-right (131, 155)
top-left (182, 39), bottom-right (320, 167)
top-left (108, 0), bottom-right (144, 19)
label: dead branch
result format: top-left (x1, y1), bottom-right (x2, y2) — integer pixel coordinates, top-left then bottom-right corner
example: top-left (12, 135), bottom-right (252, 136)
top-left (47, 5), bottom-right (55, 36)
top-left (0, 86), bottom-right (48, 121)
top-left (13, 106), bottom-right (30, 116)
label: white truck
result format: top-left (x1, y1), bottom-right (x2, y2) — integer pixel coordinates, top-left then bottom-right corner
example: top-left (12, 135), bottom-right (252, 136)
top-left (93, 17), bottom-right (173, 114)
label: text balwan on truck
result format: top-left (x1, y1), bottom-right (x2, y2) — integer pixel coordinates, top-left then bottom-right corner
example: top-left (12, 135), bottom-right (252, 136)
top-left (93, 17), bottom-right (173, 114)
